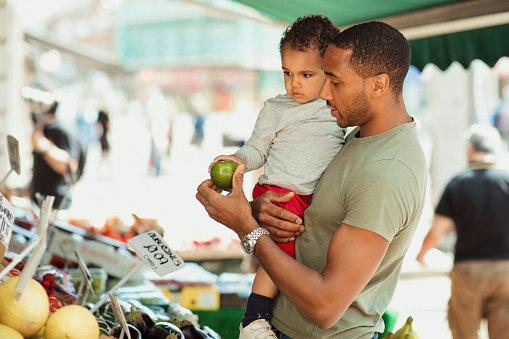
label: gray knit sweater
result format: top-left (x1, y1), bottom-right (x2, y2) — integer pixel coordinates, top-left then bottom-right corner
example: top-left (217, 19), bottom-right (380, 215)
top-left (235, 94), bottom-right (345, 195)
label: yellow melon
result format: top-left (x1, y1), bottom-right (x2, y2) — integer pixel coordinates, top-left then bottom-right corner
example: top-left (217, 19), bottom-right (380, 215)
top-left (0, 324), bottom-right (23, 339)
top-left (27, 326), bottom-right (45, 339)
top-left (0, 276), bottom-right (49, 337)
top-left (44, 305), bottom-right (100, 339)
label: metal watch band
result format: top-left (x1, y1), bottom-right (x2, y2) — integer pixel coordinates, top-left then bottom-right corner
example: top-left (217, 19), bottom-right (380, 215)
top-left (249, 227), bottom-right (270, 241)
top-left (241, 227), bottom-right (270, 255)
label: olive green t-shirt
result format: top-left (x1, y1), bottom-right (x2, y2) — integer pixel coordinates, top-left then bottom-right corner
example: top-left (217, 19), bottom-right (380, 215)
top-left (271, 121), bottom-right (427, 338)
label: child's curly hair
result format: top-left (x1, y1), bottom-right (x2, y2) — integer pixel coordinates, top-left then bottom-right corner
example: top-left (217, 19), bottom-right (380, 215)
top-left (279, 15), bottom-right (340, 57)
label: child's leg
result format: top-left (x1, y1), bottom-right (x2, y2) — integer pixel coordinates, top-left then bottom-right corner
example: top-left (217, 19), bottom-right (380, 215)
top-left (252, 266), bottom-right (278, 297)
top-left (241, 267), bottom-right (278, 328)
top-left (241, 183), bottom-right (309, 329)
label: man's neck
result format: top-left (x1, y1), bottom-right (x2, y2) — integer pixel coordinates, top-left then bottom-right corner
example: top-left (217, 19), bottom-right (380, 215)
top-left (358, 109), bottom-right (412, 138)
top-left (468, 153), bottom-right (496, 164)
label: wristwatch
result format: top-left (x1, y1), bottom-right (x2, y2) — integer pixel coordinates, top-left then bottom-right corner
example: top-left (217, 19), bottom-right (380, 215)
top-left (240, 227), bottom-right (270, 255)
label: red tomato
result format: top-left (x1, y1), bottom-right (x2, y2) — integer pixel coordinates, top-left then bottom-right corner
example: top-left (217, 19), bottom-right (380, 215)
top-left (41, 280), bottom-right (51, 289)
top-left (48, 296), bottom-right (62, 312)
top-left (43, 273), bottom-right (55, 281)
top-left (9, 269), bottom-right (21, 277)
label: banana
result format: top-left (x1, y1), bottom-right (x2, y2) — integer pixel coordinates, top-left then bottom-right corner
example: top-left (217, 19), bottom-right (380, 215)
top-left (393, 316), bottom-right (420, 339)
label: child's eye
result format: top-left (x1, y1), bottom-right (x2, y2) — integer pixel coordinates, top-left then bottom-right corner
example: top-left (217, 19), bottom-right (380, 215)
top-left (303, 74), bottom-right (312, 78)
top-left (283, 71), bottom-right (291, 76)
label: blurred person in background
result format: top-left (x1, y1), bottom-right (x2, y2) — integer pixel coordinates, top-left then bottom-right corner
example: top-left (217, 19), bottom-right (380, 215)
top-left (31, 101), bottom-right (85, 209)
top-left (97, 109), bottom-right (111, 159)
top-left (145, 86), bottom-right (170, 176)
top-left (189, 92), bottom-right (208, 147)
top-left (96, 109), bottom-right (112, 180)
top-left (417, 124), bottom-right (509, 339)
top-left (495, 85), bottom-right (509, 143)
top-left (165, 97), bottom-right (178, 156)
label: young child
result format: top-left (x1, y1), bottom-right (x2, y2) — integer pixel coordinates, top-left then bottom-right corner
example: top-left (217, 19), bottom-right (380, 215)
top-left (209, 15), bottom-right (345, 338)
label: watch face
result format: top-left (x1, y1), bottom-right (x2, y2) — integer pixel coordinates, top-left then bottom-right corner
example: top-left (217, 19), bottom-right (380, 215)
top-left (241, 237), bottom-right (254, 254)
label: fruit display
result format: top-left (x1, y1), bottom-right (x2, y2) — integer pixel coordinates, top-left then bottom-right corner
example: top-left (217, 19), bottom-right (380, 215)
top-left (210, 161), bottom-right (238, 191)
top-left (2, 195), bottom-right (229, 339)
top-left (92, 298), bottom-right (220, 339)
top-left (0, 253), bottom-right (223, 339)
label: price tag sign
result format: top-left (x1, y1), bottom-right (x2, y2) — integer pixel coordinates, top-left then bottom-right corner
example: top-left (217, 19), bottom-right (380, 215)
top-left (0, 193), bottom-right (15, 259)
top-left (7, 135), bottom-right (20, 175)
top-left (127, 231), bottom-right (185, 277)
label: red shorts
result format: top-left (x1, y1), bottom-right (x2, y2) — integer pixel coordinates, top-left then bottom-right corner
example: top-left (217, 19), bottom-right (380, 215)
top-left (252, 183), bottom-right (312, 258)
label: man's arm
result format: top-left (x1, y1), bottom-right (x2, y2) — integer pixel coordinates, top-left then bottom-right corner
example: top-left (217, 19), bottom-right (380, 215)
top-left (32, 127), bottom-right (79, 176)
top-left (196, 165), bottom-right (388, 329)
top-left (416, 214), bottom-right (455, 266)
top-left (254, 222), bottom-right (388, 329)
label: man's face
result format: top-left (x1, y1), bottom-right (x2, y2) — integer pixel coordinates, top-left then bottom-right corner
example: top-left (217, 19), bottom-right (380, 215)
top-left (281, 47), bottom-right (325, 104)
top-left (319, 45), bottom-right (372, 128)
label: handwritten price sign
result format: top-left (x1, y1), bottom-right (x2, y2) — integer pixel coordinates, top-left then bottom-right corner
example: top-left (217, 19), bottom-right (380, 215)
top-left (127, 231), bottom-right (185, 276)
top-left (0, 193), bottom-right (15, 248)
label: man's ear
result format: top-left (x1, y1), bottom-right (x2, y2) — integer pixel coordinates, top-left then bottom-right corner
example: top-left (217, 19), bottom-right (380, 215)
top-left (371, 74), bottom-right (389, 98)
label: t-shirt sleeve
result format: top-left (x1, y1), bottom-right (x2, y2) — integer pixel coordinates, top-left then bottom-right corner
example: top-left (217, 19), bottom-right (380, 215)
top-left (435, 180), bottom-right (455, 218)
top-left (342, 160), bottom-right (421, 242)
top-left (235, 100), bottom-right (279, 171)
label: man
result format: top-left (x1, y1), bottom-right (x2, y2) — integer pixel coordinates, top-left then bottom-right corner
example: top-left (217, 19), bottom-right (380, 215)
top-left (417, 124), bottom-right (509, 339)
top-left (31, 101), bottom-right (83, 210)
top-left (197, 21), bottom-right (427, 338)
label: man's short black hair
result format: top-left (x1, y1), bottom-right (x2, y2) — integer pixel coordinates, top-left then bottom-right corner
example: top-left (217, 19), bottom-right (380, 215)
top-left (331, 21), bottom-right (411, 95)
top-left (45, 101), bottom-right (59, 115)
top-left (279, 15), bottom-right (340, 57)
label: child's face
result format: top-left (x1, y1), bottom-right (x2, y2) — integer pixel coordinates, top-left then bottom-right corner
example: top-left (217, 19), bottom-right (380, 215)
top-left (281, 47), bottom-right (325, 104)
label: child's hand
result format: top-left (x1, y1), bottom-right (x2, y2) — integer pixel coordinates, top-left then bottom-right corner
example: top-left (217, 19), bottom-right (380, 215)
top-left (208, 154), bottom-right (244, 172)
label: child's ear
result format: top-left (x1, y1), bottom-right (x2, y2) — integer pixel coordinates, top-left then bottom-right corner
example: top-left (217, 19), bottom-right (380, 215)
top-left (371, 74), bottom-right (389, 98)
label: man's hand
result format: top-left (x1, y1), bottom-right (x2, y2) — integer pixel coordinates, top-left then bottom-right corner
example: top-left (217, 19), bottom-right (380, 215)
top-left (415, 215), bottom-right (455, 268)
top-left (196, 164), bottom-right (259, 238)
top-left (416, 252), bottom-right (428, 267)
top-left (251, 190), bottom-right (305, 243)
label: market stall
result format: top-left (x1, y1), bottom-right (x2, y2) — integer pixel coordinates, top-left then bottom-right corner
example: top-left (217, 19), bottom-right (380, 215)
top-left (0, 135), bottom-right (254, 339)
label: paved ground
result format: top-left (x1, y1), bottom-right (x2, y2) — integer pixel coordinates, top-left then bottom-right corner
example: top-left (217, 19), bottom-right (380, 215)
top-left (66, 111), bottom-right (488, 339)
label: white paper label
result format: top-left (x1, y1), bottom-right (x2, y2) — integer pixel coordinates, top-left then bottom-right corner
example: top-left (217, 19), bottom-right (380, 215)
top-left (127, 231), bottom-right (185, 276)
top-left (0, 193), bottom-right (15, 247)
